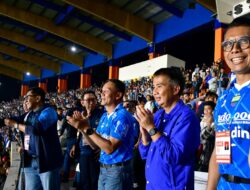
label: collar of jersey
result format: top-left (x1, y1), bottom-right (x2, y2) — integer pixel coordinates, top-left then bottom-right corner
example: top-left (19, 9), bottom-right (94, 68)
top-left (234, 80), bottom-right (250, 91)
top-left (106, 103), bottom-right (123, 118)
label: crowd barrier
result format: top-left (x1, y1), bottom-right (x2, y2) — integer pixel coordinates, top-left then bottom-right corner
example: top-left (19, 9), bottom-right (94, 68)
top-left (195, 171), bottom-right (208, 190)
top-left (3, 142), bottom-right (208, 190)
top-left (3, 142), bottom-right (20, 190)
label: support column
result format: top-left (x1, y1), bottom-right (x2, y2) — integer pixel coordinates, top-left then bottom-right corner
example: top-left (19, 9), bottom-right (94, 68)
top-left (38, 79), bottom-right (47, 93)
top-left (80, 68), bottom-right (91, 89)
top-left (108, 60), bottom-right (119, 79)
top-left (21, 82), bottom-right (29, 97)
top-left (148, 42), bottom-right (156, 60)
top-left (58, 75), bottom-right (68, 93)
top-left (214, 20), bottom-right (229, 72)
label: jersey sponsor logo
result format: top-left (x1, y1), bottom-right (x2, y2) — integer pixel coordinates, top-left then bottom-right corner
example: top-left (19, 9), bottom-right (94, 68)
top-left (218, 112), bottom-right (250, 124)
top-left (231, 126), bottom-right (250, 139)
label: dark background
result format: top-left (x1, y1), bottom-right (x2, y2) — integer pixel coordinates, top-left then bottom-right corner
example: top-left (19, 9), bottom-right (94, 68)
top-left (0, 21), bottom-right (215, 102)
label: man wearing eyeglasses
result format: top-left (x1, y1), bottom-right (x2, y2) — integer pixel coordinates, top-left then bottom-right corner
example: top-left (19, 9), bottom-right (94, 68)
top-left (207, 17), bottom-right (250, 189)
top-left (70, 90), bottom-right (104, 190)
top-left (4, 87), bottom-right (63, 190)
top-left (67, 79), bottom-right (138, 190)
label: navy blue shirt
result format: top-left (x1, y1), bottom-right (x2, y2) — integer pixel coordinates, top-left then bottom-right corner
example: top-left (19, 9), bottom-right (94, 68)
top-left (25, 111), bottom-right (37, 156)
top-left (79, 107), bottom-right (104, 154)
top-left (24, 105), bottom-right (63, 173)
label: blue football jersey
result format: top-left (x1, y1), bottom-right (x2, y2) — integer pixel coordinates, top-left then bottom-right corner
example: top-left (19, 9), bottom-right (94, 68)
top-left (214, 83), bottom-right (250, 189)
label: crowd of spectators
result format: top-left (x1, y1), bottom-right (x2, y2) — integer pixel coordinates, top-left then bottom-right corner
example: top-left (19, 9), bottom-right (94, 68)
top-left (0, 126), bottom-right (13, 189)
top-left (0, 60), bottom-right (233, 189)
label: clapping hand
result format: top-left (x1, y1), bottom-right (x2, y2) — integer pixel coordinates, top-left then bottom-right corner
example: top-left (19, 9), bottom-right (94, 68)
top-left (4, 118), bottom-right (16, 128)
top-left (203, 115), bottom-right (214, 129)
top-left (135, 105), bottom-right (154, 131)
top-left (67, 111), bottom-right (89, 132)
top-left (135, 105), bottom-right (155, 145)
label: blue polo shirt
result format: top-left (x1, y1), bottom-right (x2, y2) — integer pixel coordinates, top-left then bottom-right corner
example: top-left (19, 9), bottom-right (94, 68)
top-left (96, 103), bottom-right (138, 164)
top-left (139, 100), bottom-right (200, 190)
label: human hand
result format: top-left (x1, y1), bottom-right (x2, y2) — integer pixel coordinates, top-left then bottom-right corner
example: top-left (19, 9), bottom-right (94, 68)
top-left (66, 112), bottom-right (89, 132)
top-left (135, 105), bottom-right (154, 131)
top-left (69, 145), bottom-right (75, 158)
top-left (139, 126), bottom-right (151, 145)
top-left (4, 119), bottom-right (16, 127)
top-left (207, 115), bottom-right (213, 123)
top-left (139, 125), bottom-right (148, 136)
top-left (204, 115), bottom-right (213, 128)
top-left (73, 111), bottom-right (85, 120)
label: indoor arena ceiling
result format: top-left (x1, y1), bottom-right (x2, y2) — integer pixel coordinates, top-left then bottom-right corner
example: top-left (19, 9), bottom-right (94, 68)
top-left (0, 0), bottom-right (216, 81)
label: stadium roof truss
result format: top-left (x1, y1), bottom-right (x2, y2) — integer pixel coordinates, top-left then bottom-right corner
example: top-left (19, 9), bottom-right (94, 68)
top-left (0, 0), bottom-right (216, 81)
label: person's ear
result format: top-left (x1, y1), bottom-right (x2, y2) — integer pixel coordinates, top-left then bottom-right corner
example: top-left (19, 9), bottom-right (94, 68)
top-left (173, 85), bottom-right (180, 96)
top-left (116, 91), bottom-right (123, 101)
top-left (35, 95), bottom-right (41, 103)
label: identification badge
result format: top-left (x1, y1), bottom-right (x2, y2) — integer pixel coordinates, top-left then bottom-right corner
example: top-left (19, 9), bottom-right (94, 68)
top-left (24, 135), bottom-right (30, 151)
top-left (216, 131), bottom-right (231, 164)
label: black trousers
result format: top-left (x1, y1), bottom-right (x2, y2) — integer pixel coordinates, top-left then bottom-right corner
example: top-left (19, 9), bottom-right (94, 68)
top-left (78, 153), bottom-right (100, 190)
top-left (131, 149), bottom-right (146, 190)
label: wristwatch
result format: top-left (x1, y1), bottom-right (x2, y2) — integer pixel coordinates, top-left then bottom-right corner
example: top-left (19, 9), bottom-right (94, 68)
top-left (86, 128), bottom-right (94, 135)
top-left (148, 128), bottom-right (158, 136)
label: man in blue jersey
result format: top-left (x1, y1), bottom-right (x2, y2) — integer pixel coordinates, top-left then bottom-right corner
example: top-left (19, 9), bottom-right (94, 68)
top-left (5, 87), bottom-right (63, 190)
top-left (207, 17), bottom-right (250, 189)
top-left (67, 79), bottom-right (138, 190)
top-left (135, 67), bottom-right (200, 190)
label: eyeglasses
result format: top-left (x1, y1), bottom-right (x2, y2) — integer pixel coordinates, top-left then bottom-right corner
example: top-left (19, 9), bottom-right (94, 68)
top-left (83, 98), bottom-right (96, 102)
top-left (222, 36), bottom-right (250, 52)
top-left (23, 94), bottom-right (37, 100)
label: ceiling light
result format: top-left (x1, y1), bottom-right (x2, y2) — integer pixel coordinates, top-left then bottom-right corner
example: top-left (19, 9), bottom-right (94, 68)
top-left (70, 46), bottom-right (77, 52)
top-left (26, 72), bottom-right (30, 76)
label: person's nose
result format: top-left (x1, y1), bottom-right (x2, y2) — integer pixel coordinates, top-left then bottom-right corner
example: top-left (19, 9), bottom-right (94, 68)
top-left (153, 88), bottom-right (157, 96)
top-left (230, 41), bottom-right (242, 53)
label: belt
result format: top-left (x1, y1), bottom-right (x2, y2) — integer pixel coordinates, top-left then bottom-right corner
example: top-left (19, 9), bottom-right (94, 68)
top-left (100, 160), bottom-right (131, 169)
top-left (222, 174), bottom-right (250, 184)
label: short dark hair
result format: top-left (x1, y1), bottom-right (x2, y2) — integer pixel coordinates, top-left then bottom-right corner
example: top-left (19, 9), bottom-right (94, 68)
top-left (203, 101), bottom-right (216, 110)
top-left (183, 89), bottom-right (191, 95)
top-left (225, 16), bottom-right (250, 36)
top-left (205, 91), bottom-right (218, 100)
top-left (81, 90), bottom-right (97, 100)
top-left (104, 79), bottom-right (125, 97)
top-left (153, 67), bottom-right (185, 96)
top-left (28, 87), bottom-right (45, 102)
